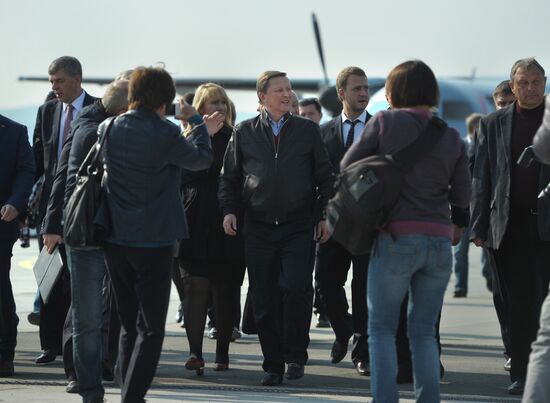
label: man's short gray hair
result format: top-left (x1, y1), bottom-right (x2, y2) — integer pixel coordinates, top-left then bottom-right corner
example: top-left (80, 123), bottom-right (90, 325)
top-left (510, 57), bottom-right (545, 80)
top-left (102, 80), bottom-right (129, 114)
top-left (48, 56), bottom-right (82, 77)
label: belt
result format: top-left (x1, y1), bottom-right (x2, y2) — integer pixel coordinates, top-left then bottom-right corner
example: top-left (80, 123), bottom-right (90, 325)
top-left (246, 209), bottom-right (311, 225)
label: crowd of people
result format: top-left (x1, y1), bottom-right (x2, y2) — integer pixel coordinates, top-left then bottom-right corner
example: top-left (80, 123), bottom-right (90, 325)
top-left (0, 55), bottom-right (549, 403)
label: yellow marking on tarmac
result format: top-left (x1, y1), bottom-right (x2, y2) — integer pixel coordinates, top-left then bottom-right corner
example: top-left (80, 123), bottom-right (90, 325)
top-left (19, 258), bottom-right (36, 270)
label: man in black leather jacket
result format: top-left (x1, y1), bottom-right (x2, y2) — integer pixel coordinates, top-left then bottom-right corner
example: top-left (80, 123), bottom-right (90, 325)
top-left (219, 70), bottom-right (334, 385)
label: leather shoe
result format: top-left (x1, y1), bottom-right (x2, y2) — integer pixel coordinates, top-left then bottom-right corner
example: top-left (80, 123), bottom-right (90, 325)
top-left (35, 349), bottom-right (56, 364)
top-left (0, 360), bottom-right (14, 377)
top-left (102, 364), bottom-right (114, 381)
top-left (66, 379), bottom-right (79, 393)
top-left (27, 312), bottom-right (40, 326)
top-left (504, 357), bottom-right (512, 371)
top-left (213, 362), bottom-right (229, 371)
top-left (315, 313), bottom-right (331, 328)
top-left (508, 379), bottom-right (525, 395)
top-left (330, 339), bottom-right (349, 364)
top-left (354, 359), bottom-right (370, 376)
top-left (84, 398), bottom-right (104, 403)
top-left (286, 363), bottom-right (304, 380)
top-left (175, 303), bottom-right (183, 323)
top-left (453, 289), bottom-right (467, 298)
top-left (261, 371), bottom-right (282, 386)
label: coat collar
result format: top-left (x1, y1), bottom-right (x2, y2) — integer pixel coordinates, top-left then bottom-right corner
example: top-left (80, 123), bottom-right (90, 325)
top-left (498, 102), bottom-right (515, 170)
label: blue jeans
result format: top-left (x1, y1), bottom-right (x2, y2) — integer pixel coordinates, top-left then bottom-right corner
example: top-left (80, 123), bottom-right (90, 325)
top-left (67, 247), bottom-right (107, 401)
top-left (368, 234), bottom-right (452, 403)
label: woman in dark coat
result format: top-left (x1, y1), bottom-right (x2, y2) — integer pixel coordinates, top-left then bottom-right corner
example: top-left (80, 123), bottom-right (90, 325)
top-left (179, 83), bottom-right (245, 374)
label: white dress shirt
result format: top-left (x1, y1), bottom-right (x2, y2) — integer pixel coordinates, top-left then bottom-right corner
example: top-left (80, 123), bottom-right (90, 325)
top-left (58, 90), bottom-right (86, 157)
top-left (340, 109), bottom-right (368, 146)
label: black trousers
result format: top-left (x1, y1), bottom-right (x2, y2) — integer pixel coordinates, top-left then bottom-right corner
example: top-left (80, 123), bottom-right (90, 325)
top-left (492, 210), bottom-right (550, 382)
top-left (311, 240), bottom-right (328, 318)
top-left (315, 238), bottom-right (369, 362)
top-left (105, 243), bottom-right (173, 403)
top-left (245, 217), bottom-right (314, 375)
top-left (0, 237), bottom-right (17, 362)
top-left (486, 249), bottom-right (511, 357)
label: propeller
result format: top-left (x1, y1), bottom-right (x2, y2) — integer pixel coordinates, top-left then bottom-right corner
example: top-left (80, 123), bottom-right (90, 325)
top-left (312, 13), bottom-right (329, 86)
top-left (311, 12), bottom-right (342, 117)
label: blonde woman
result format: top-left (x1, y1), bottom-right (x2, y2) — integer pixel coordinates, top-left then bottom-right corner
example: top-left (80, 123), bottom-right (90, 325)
top-left (179, 84), bottom-right (245, 374)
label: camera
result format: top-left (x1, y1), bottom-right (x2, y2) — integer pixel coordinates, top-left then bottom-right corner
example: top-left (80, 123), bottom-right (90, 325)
top-left (165, 103), bottom-right (181, 116)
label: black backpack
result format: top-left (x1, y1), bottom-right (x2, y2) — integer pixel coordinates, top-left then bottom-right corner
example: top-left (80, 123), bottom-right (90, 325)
top-left (63, 117), bottom-right (115, 247)
top-left (326, 116), bottom-right (447, 255)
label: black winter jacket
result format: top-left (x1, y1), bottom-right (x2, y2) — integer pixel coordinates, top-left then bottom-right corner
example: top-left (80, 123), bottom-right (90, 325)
top-left (218, 111), bottom-right (334, 224)
top-left (179, 125), bottom-right (245, 264)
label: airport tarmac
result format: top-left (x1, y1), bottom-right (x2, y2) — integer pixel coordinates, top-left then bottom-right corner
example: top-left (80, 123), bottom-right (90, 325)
top-left (0, 240), bottom-right (521, 402)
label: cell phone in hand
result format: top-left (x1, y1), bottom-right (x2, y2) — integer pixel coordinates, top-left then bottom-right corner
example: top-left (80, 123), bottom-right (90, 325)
top-left (165, 103), bottom-right (181, 116)
top-left (517, 145), bottom-right (535, 168)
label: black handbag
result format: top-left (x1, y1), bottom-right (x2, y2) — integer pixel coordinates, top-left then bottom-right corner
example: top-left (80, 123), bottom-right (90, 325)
top-left (63, 116), bottom-right (116, 247)
top-left (326, 117), bottom-right (447, 255)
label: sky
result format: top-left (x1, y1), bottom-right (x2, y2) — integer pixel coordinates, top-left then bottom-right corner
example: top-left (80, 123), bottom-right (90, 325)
top-left (1, 0), bottom-right (549, 120)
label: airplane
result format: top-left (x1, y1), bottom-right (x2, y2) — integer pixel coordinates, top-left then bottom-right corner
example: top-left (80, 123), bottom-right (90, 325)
top-left (13, 12), bottom-right (544, 138)
top-left (16, 14), bottom-right (384, 120)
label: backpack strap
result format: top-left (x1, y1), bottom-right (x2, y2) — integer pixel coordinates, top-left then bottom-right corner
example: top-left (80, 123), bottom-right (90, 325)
top-left (391, 116), bottom-right (448, 170)
top-left (76, 116), bottom-right (116, 177)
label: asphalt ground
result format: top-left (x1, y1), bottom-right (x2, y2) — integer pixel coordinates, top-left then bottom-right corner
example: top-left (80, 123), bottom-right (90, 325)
top-left (0, 240), bottom-right (521, 403)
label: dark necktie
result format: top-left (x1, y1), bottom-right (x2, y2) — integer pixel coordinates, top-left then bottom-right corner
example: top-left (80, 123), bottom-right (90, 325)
top-left (344, 119), bottom-right (357, 150)
top-left (61, 104), bottom-right (74, 150)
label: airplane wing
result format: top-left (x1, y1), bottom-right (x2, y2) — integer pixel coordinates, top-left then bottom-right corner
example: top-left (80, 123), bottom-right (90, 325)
top-left (18, 75), bottom-right (325, 93)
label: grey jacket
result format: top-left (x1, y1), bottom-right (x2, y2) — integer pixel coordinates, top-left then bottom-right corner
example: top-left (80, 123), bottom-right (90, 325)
top-left (470, 101), bottom-right (550, 249)
top-left (103, 108), bottom-right (212, 245)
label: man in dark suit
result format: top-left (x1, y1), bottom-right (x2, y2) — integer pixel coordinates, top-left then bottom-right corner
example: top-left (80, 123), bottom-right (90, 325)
top-left (0, 115), bottom-right (35, 377)
top-left (31, 56), bottom-right (96, 386)
top-left (316, 66), bottom-right (371, 376)
top-left (471, 57), bottom-right (550, 395)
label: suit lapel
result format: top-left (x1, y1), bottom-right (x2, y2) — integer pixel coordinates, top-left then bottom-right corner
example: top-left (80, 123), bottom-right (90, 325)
top-left (83, 92), bottom-right (95, 107)
top-left (499, 105), bottom-right (514, 171)
top-left (330, 117), bottom-right (344, 153)
top-left (51, 102), bottom-right (62, 159)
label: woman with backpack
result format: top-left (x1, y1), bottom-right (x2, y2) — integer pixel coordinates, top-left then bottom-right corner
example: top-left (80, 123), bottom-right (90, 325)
top-left (341, 60), bottom-right (471, 403)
